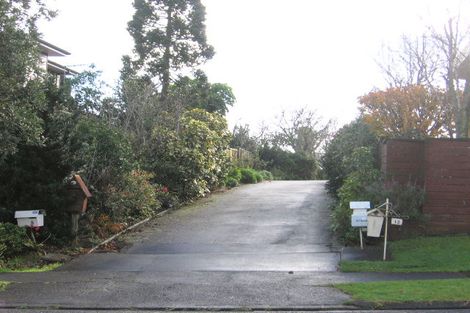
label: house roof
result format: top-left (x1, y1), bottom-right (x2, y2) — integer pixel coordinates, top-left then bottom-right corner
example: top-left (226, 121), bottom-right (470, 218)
top-left (38, 38), bottom-right (71, 57)
top-left (47, 60), bottom-right (79, 75)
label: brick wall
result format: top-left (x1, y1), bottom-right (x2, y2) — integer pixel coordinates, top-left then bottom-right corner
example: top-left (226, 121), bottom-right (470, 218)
top-left (382, 139), bottom-right (470, 234)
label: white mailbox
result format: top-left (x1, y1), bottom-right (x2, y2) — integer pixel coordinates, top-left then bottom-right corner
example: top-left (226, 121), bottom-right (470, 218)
top-left (14, 210), bottom-right (44, 227)
top-left (350, 201), bottom-right (371, 228)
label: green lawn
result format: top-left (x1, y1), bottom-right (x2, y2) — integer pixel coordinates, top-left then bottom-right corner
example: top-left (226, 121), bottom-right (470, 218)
top-left (341, 235), bottom-right (470, 272)
top-left (336, 278), bottom-right (470, 303)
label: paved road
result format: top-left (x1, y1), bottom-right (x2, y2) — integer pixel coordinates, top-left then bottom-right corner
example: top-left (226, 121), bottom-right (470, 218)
top-left (63, 180), bottom-right (340, 272)
top-left (1, 181), bottom-right (464, 311)
top-left (1, 181), bottom-right (354, 309)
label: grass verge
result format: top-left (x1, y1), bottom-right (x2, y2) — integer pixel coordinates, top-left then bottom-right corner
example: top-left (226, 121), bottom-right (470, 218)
top-left (341, 235), bottom-right (470, 272)
top-left (0, 253), bottom-right (62, 273)
top-left (0, 262), bottom-right (62, 273)
top-left (336, 278), bottom-right (470, 303)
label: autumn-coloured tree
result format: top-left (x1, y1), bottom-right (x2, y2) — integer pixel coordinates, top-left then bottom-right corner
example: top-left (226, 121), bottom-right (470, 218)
top-left (378, 17), bottom-right (469, 137)
top-left (359, 85), bottom-right (455, 139)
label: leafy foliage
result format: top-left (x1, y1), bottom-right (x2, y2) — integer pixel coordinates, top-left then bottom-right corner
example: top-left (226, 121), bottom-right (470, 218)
top-left (170, 70), bottom-right (235, 115)
top-left (0, 0), bottom-right (55, 163)
top-left (330, 147), bottom-right (425, 244)
top-left (224, 177), bottom-right (239, 189)
top-left (128, 0), bottom-right (214, 99)
top-left (0, 223), bottom-right (30, 259)
top-left (240, 168), bottom-right (258, 184)
top-left (322, 119), bottom-right (379, 195)
top-left (65, 117), bottom-right (134, 190)
top-left (259, 146), bottom-right (318, 180)
top-left (259, 170), bottom-right (274, 181)
top-left (105, 170), bottom-right (161, 222)
top-left (273, 107), bottom-right (332, 157)
top-left (148, 109), bottom-right (231, 200)
top-left (231, 124), bottom-right (259, 153)
top-left (330, 147), bottom-right (382, 243)
top-left (359, 85), bottom-right (453, 139)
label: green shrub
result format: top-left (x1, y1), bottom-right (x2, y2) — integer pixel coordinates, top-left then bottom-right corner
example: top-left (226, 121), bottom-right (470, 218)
top-left (258, 146), bottom-right (318, 180)
top-left (330, 147), bottom-right (426, 244)
top-left (225, 177), bottom-right (239, 188)
top-left (0, 223), bottom-right (30, 259)
top-left (255, 171), bottom-right (263, 182)
top-left (105, 170), bottom-right (161, 222)
top-left (240, 168), bottom-right (258, 184)
top-left (227, 168), bottom-right (242, 182)
top-left (330, 147), bottom-right (381, 244)
top-left (66, 117), bottom-right (134, 190)
top-left (259, 170), bottom-right (273, 181)
top-left (322, 119), bottom-right (378, 196)
top-left (365, 182), bottom-right (426, 221)
top-left (148, 109), bottom-right (231, 200)
top-left (154, 185), bottom-right (177, 209)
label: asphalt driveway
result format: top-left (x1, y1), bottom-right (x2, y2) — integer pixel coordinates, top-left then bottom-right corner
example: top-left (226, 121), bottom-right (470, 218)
top-left (0, 181), bottom-right (353, 309)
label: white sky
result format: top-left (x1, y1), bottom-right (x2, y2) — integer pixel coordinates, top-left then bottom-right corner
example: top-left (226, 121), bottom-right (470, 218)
top-left (40, 0), bottom-right (470, 131)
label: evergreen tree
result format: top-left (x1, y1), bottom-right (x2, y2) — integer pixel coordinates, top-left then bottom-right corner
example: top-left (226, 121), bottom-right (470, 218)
top-left (0, 0), bottom-right (55, 163)
top-left (128, 0), bottom-right (214, 100)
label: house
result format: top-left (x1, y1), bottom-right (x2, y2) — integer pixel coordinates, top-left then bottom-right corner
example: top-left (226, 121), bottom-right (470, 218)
top-left (38, 39), bottom-right (78, 86)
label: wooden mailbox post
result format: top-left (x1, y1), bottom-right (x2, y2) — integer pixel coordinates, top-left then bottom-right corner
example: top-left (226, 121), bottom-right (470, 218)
top-left (67, 174), bottom-right (92, 237)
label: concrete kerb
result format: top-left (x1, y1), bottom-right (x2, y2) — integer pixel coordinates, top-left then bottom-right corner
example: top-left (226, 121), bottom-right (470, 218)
top-left (0, 305), bottom-right (359, 311)
top-left (350, 300), bottom-right (470, 311)
top-left (2, 303), bottom-right (470, 311)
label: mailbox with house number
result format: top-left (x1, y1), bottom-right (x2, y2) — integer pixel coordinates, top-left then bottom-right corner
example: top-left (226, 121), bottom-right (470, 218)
top-left (14, 210), bottom-right (44, 228)
top-left (350, 201), bottom-right (370, 227)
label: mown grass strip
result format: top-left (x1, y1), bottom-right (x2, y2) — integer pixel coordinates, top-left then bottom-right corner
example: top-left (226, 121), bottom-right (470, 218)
top-left (336, 278), bottom-right (470, 303)
top-left (341, 235), bottom-right (470, 272)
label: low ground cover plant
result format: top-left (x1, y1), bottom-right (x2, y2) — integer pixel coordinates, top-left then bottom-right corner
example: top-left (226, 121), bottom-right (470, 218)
top-left (224, 167), bottom-right (273, 188)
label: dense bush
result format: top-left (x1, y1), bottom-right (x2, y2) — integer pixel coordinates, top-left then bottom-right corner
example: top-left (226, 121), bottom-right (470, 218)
top-left (330, 147), bottom-right (426, 244)
top-left (259, 146), bottom-right (318, 180)
top-left (105, 170), bottom-right (161, 222)
top-left (227, 168), bottom-right (242, 182)
top-left (322, 119), bottom-right (379, 196)
top-left (224, 177), bottom-right (239, 188)
top-left (148, 109), bottom-right (231, 200)
top-left (330, 147), bottom-right (382, 244)
top-left (240, 168), bottom-right (258, 184)
top-left (66, 117), bottom-right (134, 190)
top-left (0, 223), bottom-right (31, 259)
top-left (259, 170), bottom-right (274, 181)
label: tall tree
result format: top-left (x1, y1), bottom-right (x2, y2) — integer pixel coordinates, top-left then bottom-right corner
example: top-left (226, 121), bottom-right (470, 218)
top-left (359, 85), bottom-right (454, 139)
top-left (0, 0), bottom-right (54, 163)
top-left (170, 70), bottom-right (235, 115)
top-left (378, 16), bottom-right (469, 137)
top-left (431, 18), bottom-right (469, 138)
top-left (273, 108), bottom-right (332, 158)
top-left (128, 0), bottom-right (214, 101)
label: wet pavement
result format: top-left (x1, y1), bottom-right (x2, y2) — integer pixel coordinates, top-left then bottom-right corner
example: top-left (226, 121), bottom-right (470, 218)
top-left (61, 180), bottom-right (341, 273)
top-left (0, 181), bottom-right (354, 309)
top-left (1, 180), bottom-right (463, 310)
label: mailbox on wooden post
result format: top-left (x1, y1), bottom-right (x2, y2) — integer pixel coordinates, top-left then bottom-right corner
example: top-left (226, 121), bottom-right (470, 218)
top-left (350, 201), bottom-right (371, 250)
top-left (67, 174), bottom-right (92, 238)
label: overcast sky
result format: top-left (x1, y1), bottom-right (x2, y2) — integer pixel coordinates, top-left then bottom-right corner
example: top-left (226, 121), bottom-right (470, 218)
top-left (40, 0), bottom-right (470, 131)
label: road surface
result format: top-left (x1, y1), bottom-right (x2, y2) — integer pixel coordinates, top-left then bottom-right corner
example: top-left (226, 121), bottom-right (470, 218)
top-left (2, 180), bottom-right (454, 311)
